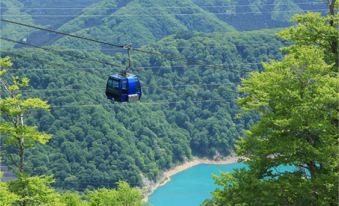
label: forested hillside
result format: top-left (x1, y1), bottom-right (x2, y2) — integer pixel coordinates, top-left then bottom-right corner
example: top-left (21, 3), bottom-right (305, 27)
top-left (0, 0), bottom-right (326, 49)
top-left (2, 30), bottom-right (284, 190)
top-left (205, 3), bottom-right (338, 205)
top-left (0, 0), bottom-right (35, 48)
top-left (1, 1), bottom-right (336, 205)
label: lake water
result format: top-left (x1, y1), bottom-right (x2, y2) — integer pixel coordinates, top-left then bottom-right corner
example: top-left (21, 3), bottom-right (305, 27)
top-left (148, 163), bottom-right (246, 206)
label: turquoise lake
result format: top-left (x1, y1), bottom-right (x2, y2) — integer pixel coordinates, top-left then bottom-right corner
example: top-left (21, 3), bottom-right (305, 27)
top-left (148, 163), bottom-right (246, 206)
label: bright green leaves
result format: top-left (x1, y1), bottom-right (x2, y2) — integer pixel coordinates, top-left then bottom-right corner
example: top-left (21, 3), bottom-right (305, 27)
top-left (0, 57), bottom-right (52, 173)
top-left (8, 175), bottom-right (65, 206)
top-left (0, 172), bottom-right (18, 206)
top-left (21, 98), bottom-right (49, 110)
top-left (0, 123), bottom-right (52, 146)
top-left (237, 31), bottom-right (338, 181)
top-left (86, 181), bottom-right (143, 206)
top-left (210, 6), bottom-right (339, 206)
top-left (86, 189), bottom-right (119, 206)
top-left (8, 76), bottom-right (30, 93)
top-left (0, 57), bottom-right (57, 206)
top-left (0, 96), bottom-right (49, 118)
top-left (1, 173), bottom-right (144, 206)
top-left (0, 184), bottom-right (18, 206)
top-left (278, 12), bottom-right (339, 66)
top-left (238, 46), bottom-right (334, 115)
top-left (279, 13), bottom-right (337, 45)
top-left (0, 57), bottom-right (12, 77)
top-left (61, 192), bottom-right (87, 206)
top-left (0, 57), bottom-right (30, 93)
top-left (57, 181), bottom-right (145, 206)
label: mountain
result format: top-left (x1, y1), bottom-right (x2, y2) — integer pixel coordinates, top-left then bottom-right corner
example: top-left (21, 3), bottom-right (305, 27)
top-left (18, 0), bottom-right (101, 26)
top-left (0, 0), bottom-right (326, 193)
top-left (192, 0), bottom-right (326, 30)
top-left (10, 0), bottom-right (101, 46)
top-left (53, 0), bottom-right (235, 49)
top-left (0, 0), bottom-right (35, 48)
top-left (3, 29), bottom-right (284, 190)
top-left (0, 0), bottom-right (326, 50)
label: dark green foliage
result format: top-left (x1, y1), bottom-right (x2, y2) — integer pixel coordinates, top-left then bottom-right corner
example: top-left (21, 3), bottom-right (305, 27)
top-left (0, 0), bottom-right (35, 48)
top-left (2, 30), bottom-right (284, 191)
top-left (210, 8), bottom-right (338, 206)
top-left (53, 0), bottom-right (235, 49)
top-left (48, 0), bottom-right (326, 48)
top-left (17, 0), bottom-right (101, 46)
top-left (1, 0), bottom-right (325, 49)
top-left (19, 0), bottom-right (100, 26)
top-left (193, 0), bottom-right (326, 31)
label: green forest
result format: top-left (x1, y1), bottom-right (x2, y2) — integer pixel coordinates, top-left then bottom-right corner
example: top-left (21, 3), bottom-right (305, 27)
top-left (0, 0), bottom-right (337, 206)
top-left (203, 2), bottom-right (338, 206)
top-left (1, 0), bottom-right (326, 48)
top-left (2, 30), bottom-right (284, 191)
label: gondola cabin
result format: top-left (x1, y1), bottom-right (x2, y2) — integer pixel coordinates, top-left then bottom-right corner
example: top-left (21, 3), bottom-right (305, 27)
top-left (105, 73), bottom-right (142, 103)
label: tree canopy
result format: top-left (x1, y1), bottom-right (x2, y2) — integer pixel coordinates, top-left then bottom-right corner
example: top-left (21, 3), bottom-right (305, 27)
top-left (0, 57), bottom-right (145, 206)
top-left (1, 30), bottom-right (285, 191)
top-left (209, 4), bottom-right (338, 206)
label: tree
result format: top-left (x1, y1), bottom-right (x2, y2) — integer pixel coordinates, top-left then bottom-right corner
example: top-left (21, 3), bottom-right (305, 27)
top-left (1, 29), bottom-right (283, 190)
top-left (0, 57), bottom-right (52, 173)
top-left (0, 57), bottom-right (59, 206)
top-left (61, 192), bottom-right (88, 206)
top-left (278, 0), bottom-right (338, 67)
top-left (8, 175), bottom-right (65, 206)
top-left (0, 172), bottom-right (18, 206)
top-left (0, 57), bottom-right (146, 206)
top-left (86, 181), bottom-right (143, 206)
top-left (211, 2), bottom-right (338, 206)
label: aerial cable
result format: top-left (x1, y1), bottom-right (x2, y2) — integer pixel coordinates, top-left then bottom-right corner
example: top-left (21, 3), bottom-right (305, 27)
top-left (0, 19), bottom-right (124, 49)
top-left (3, 63), bottom-right (261, 74)
top-left (0, 23), bottom-right (266, 72)
top-left (5, 1), bottom-right (324, 10)
top-left (137, 62), bottom-right (263, 69)
top-left (21, 83), bottom-right (230, 93)
top-left (42, 45), bottom-right (223, 51)
top-left (1, 19), bottom-right (270, 69)
top-left (4, 62), bottom-right (262, 72)
top-left (122, 1), bottom-right (325, 9)
top-left (0, 19), bottom-right (158, 56)
top-left (2, 61), bottom-right (261, 72)
top-left (1, 38), bottom-right (265, 73)
top-left (49, 99), bottom-right (228, 109)
top-left (6, 67), bottom-right (113, 72)
top-left (0, 37), bottom-right (125, 69)
top-left (2, 9), bottom-right (327, 17)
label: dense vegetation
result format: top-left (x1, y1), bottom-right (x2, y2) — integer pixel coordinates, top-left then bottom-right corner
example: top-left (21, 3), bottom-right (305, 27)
top-left (0, 57), bottom-right (144, 206)
top-left (1, 1), bottom-right (335, 205)
top-left (206, 2), bottom-right (338, 205)
top-left (1, 30), bottom-right (284, 191)
top-left (0, 0), bottom-right (35, 48)
top-left (1, 0), bottom-right (326, 49)
top-left (0, 173), bottom-right (144, 206)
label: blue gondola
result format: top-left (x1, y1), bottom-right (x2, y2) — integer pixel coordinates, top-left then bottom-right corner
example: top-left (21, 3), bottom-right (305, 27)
top-left (105, 73), bottom-right (142, 103)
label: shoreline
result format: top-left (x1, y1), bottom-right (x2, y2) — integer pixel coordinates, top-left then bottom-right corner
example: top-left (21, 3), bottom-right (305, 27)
top-left (143, 156), bottom-right (240, 202)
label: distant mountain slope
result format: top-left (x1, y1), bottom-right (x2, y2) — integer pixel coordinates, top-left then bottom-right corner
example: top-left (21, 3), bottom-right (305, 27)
top-left (1, 0), bottom-right (325, 49)
top-left (18, 0), bottom-right (101, 26)
top-left (14, 0), bottom-right (101, 46)
top-left (0, 0), bottom-right (35, 48)
top-left (53, 0), bottom-right (236, 49)
top-left (3, 30), bottom-right (285, 190)
top-left (39, 0), bottom-right (326, 48)
top-left (193, 0), bottom-right (326, 31)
